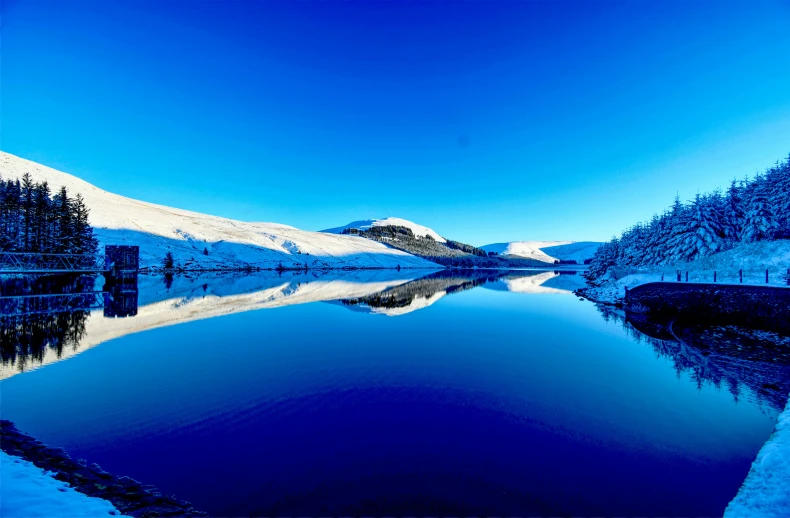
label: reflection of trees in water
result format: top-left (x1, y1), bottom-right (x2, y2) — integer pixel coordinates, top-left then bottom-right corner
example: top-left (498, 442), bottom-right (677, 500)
top-left (1, 310), bottom-right (90, 373)
top-left (341, 270), bottom-right (514, 309)
top-left (596, 304), bottom-right (790, 413)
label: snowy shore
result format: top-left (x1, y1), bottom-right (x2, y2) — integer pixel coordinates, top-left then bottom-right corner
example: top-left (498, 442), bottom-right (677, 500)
top-left (0, 420), bottom-right (206, 517)
top-left (725, 395), bottom-right (790, 517)
top-left (0, 450), bottom-right (125, 517)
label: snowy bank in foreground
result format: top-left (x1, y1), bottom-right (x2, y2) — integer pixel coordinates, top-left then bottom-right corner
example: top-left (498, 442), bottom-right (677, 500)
top-left (0, 152), bottom-right (439, 270)
top-left (579, 240), bottom-right (790, 304)
top-left (725, 395), bottom-right (790, 518)
top-left (0, 450), bottom-right (124, 517)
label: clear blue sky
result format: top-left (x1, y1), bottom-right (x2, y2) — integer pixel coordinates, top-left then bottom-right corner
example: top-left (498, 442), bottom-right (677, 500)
top-left (3, 0), bottom-right (790, 245)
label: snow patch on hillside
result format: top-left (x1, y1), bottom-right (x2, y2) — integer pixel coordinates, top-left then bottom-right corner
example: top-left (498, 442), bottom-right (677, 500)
top-left (0, 152), bottom-right (439, 270)
top-left (725, 394), bottom-right (790, 518)
top-left (0, 451), bottom-right (125, 517)
top-left (322, 217), bottom-right (447, 243)
top-left (481, 241), bottom-right (602, 263)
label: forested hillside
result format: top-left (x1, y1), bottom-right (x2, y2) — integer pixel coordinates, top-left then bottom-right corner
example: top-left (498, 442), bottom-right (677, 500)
top-left (0, 172), bottom-right (98, 255)
top-left (342, 225), bottom-right (551, 268)
top-left (586, 154), bottom-right (790, 284)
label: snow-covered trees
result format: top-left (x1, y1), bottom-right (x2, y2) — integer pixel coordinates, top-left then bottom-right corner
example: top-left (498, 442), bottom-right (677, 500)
top-left (587, 153), bottom-right (789, 281)
top-left (0, 173), bottom-right (98, 255)
top-left (740, 176), bottom-right (776, 243)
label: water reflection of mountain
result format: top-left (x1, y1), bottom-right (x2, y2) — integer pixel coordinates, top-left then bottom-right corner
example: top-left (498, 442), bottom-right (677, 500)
top-left (597, 304), bottom-right (790, 413)
top-left (337, 270), bottom-right (506, 316)
top-left (0, 270), bottom-right (426, 379)
top-left (485, 270), bottom-right (587, 294)
top-left (0, 269), bottom-right (580, 378)
top-left (335, 269), bottom-right (581, 316)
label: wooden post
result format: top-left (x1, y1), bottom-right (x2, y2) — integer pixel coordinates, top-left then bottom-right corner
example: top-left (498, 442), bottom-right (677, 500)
top-left (677, 269), bottom-right (681, 282)
top-left (766, 269), bottom-right (769, 284)
top-left (714, 271), bottom-right (716, 283)
top-left (685, 271), bottom-right (689, 282)
top-left (661, 273), bottom-right (664, 281)
top-left (739, 269), bottom-right (743, 283)
top-left (787, 268), bottom-right (790, 286)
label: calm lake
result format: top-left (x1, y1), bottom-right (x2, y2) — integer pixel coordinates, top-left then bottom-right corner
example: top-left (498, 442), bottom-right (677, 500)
top-left (1, 269), bottom-right (785, 516)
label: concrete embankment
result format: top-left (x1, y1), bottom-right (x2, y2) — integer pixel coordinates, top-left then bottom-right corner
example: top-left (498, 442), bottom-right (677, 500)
top-left (623, 282), bottom-right (790, 334)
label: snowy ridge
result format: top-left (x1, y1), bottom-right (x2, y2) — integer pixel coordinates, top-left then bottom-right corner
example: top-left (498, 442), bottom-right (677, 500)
top-left (481, 241), bottom-right (602, 263)
top-left (322, 217), bottom-right (447, 243)
top-left (725, 394), bottom-right (790, 518)
top-left (0, 152), bottom-right (439, 270)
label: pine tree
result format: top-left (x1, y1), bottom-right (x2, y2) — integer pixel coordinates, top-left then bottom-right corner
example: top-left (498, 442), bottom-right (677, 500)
top-left (690, 192), bottom-right (724, 258)
top-left (71, 194), bottom-right (98, 255)
top-left (740, 178), bottom-right (776, 242)
top-left (664, 196), bottom-right (697, 262)
top-left (722, 179), bottom-right (745, 247)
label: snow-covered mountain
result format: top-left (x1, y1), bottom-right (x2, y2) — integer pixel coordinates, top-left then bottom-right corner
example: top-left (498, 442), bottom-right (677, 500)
top-left (0, 152), bottom-right (439, 270)
top-left (322, 217), bottom-right (446, 243)
top-left (481, 241), bottom-right (602, 263)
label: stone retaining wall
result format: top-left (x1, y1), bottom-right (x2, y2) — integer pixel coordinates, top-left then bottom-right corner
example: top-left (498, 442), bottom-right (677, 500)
top-left (625, 282), bottom-right (790, 334)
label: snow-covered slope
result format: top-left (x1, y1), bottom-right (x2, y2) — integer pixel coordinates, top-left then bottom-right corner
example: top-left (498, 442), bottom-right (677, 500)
top-left (322, 217), bottom-right (447, 243)
top-left (0, 152), bottom-right (439, 270)
top-left (482, 241), bottom-right (602, 263)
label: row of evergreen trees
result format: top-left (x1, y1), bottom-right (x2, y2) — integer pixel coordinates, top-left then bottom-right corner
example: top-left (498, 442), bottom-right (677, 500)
top-left (0, 173), bottom-right (98, 254)
top-left (587, 154), bottom-right (790, 281)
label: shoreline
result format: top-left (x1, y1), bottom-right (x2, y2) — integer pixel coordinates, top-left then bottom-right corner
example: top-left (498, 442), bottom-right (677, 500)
top-left (0, 420), bottom-right (207, 517)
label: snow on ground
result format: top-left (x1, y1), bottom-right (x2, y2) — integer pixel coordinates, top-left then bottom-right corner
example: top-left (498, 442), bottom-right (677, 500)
top-left (321, 217), bottom-right (447, 243)
top-left (0, 450), bottom-right (124, 517)
top-left (582, 240), bottom-right (790, 304)
top-left (725, 394), bottom-right (790, 518)
top-left (0, 270), bottom-right (426, 380)
top-left (0, 152), bottom-right (438, 270)
top-left (481, 241), bottom-right (602, 263)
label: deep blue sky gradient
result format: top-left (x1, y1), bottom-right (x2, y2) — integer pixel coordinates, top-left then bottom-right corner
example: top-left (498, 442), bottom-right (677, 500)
top-left (3, 0), bottom-right (790, 244)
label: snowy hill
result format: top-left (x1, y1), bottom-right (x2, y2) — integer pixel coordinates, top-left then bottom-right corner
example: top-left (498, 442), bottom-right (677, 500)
top-left (0, 152), bottom-right (439, 270)
top-left (322, 217), bottom-right (447, 243)
top-left (481, 241), bottom-right (602, 263)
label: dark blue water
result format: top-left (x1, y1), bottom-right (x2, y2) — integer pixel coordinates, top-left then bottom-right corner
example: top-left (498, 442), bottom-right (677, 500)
top-left (0, 271), bottom-right (780, 516)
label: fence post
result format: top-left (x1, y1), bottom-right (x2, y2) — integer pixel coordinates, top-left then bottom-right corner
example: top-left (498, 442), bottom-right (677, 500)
top-left (677, 269), bottom-right (681, 282)
top-left (787, 268), bottom-right (790, 286)
top-left (766, 269), bottom-right (769, 284)
top-left (740, 269), bottom-right (743, 283)
top-left (714, 271), bottom-right (716, 283)
top-left (661, 273), bottom-right (664, 281)
top-left (686, 271), bottom-right (689, 282)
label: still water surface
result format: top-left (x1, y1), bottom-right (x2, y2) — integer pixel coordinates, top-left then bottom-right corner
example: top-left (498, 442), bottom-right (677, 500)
top-left (0, 270), bottom-right (783, 516)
